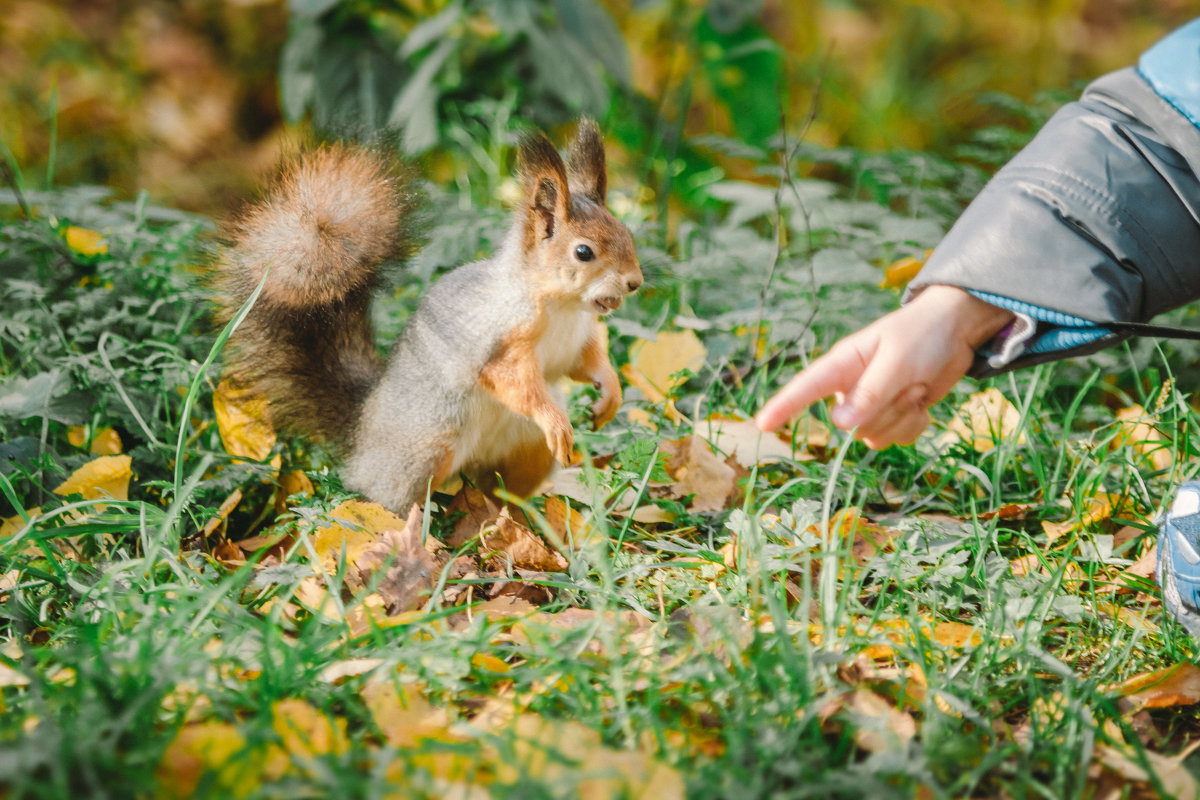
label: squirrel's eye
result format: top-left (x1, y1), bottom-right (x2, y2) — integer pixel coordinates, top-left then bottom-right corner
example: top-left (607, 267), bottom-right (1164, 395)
top-left (574, 244), bottom-right (595, 262)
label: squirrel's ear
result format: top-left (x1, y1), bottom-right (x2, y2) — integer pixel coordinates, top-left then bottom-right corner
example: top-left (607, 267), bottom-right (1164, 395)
top-left (519, 132), bottom-right (571, 240)
top-left (567, 118), bottom-right (607, 204)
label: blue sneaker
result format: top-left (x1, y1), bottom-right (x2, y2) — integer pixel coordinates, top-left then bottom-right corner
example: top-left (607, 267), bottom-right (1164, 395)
top-left (1157, 481), bottom-right (1200, 637)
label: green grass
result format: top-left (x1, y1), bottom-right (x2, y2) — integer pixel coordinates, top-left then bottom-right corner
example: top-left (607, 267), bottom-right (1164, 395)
top-left (2, 130), bottom-right (1200, 799)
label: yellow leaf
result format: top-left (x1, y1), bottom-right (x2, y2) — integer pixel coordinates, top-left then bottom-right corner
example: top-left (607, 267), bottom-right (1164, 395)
top-left (1112, 404), bottom-right (1173, 472)
top-left (156, 721), bottom-right (254, 799)
top-left (942, 388), bottom-right (1025, 452)
top-left (64, 226), bottom-right (108, 256)
top-left (274, 470), bottom-right (314, 516)
top-left (213, 379), bottom-right (276, 461)
top-left (310, 499), bottom-right (406, 574)
top-left (362, 679), bottom-right (452, 749)
top-left (621, 329), bottom-right (707, 403)
top-left (66, 426), bottom-right (121, 454)
top-left (878, 249), bottom-right (932, 289)
top-left (0, 509), bottom-right (39, 539)
top-left (263, 699), bottom-right (348, 781)
top-left (497, 714), bottom-right (684, 799)
top-left (53, 455), bottom-right (132, 504)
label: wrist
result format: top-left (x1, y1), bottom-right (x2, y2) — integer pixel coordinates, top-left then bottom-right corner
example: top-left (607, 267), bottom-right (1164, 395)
top-left (909, 284), bottom-right (1015, 349)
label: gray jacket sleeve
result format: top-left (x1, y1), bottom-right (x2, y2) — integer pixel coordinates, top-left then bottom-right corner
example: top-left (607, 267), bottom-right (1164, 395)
top-left (905, 66), bottom-right (1200, 377)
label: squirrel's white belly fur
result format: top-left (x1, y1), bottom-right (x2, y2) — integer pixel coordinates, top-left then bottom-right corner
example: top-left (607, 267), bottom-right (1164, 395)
top-left (453, 305), bottom-right (595, 475)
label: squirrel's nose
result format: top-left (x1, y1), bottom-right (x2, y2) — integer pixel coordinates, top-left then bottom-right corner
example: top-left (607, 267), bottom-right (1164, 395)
top-left (626, 276), bottom-right (643, 293)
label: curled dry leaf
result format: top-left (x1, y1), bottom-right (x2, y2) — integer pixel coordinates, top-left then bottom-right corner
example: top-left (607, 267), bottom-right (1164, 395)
top-left (354, 504), bottom-right (440, 614)
top-left (1112, 662), bottom-right (1200, 710)
top-left (817, 688), bottom-right (917, 753)
top-left (661, 435), bottom-right (738, 513)
top-left (480, 509), bottom-right (568, 572)
top-left (444, 486), bottom-right (501, 548)
top-left (213, 378), bottom-right (276, 461)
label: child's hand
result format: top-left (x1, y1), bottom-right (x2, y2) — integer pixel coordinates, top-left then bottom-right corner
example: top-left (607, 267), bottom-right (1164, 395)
top-left (755, 285), bottom-right (1015, 449)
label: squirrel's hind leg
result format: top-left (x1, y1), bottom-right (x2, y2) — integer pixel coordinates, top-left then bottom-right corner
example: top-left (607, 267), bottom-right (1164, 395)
top-left (474, 438), bottom-right (556, 500)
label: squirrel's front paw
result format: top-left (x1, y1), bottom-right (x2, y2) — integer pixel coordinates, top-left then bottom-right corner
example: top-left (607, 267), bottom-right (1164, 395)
top-left (539, 412), bottom-right (575, 465)
top-left (590, 377), bottom-right (622, 430)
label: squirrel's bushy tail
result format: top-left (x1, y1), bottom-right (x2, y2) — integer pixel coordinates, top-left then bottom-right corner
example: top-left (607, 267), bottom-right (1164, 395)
top-left (212, 145), bottom-right (410, 451)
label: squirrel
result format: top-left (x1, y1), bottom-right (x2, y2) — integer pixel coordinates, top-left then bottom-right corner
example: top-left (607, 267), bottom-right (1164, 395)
top-left (211, 120), bottom-right (643, 513)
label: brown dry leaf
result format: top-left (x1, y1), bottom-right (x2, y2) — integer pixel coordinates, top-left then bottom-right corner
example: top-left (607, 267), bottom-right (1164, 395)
top-left (694, 415), bottom-right (810, 468)
top-left (1113, 404), bottom-right (1174, 472)
top-left (941, 387), bottom-right (1025, 452)
top-left (362, 679), bottom-right (453, 749)
top-left (445, 487), bottom-right (501, 548)
top-left (213, 378), bottom-right (276, 461)
top-left (156, 721), bottom-right (253, 799)
top-left (544, 495), bottom-right (604, 550)
top-left (818, 688), bottom-right (917, 753)
top-left (353, 506), bottom-right (440, 613)
top-left (816, 507), bottom-right (902, 565)
top-left (878, 250), bottom-right (931, 289)
top-left (631, 504), bottom-right (677, 524)
top-left (1112, 542), bottom-right (1158, 593)
top-left (1095, 742), bottom-right (1198, 800)
top-left (1113, 662), bottom-right (1200, 710)
top-left (662, 435), bottom-right (738, 513)
top-left (1041, 492), bottom-right (1122, 544)
top-left (53, 454), bottom-right (132, 505)
top-left (621, 329), bottom-right (707, 404)
top-left (481, 509), bottom-right (568, 572)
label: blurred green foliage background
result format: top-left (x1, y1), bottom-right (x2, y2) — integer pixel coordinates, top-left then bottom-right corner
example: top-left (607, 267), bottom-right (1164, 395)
top-left (0, 0), bottom-right (1191, 217)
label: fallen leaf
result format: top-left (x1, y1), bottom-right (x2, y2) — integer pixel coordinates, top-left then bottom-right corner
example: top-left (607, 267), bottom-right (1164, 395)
top-left (64, 226), bottom-right (108, 256)
top-left (481, 509), bottom-right (568, 572)
top-left (496, 714), bottom-right (685, 799)
top-left (694, 415), bottom-right (810, 468)
top-left (156, 721), bottom-right (253, 799)
top-left (445, 487), bottom-right (502, 548)
top-left (818, 688), bottom-right (917, 753)
top-left (1113, 404), bottom-right (1173, 472)
top-left (662, 435), bottom-right (738, 513)
top-left (941, 387), bottom-right (1025, 452)
top-left (353, 505), bottom-right (440, 613)
top-left (1113, 662), bottom-right (1200, 710)
top-left (544, 495), bottom-right (604, 550)
top-left (362, 679), bottom-right (453, 749)
top-left (274, 470), bottom-right (314, 516)
top-left (263, 699), bottom-right (348, 781)
top-left (878, 250), bottom-right (931, 289)
top-left (213, 378), bottom-right (276, 461)
top-left (311, 499), bottom-right (410, 575)
top-left (53, 454), bottom-right (132, 504)
top-left (1095, 742), bottom-right (1198, 800)
top-left (621, 329), bottom-right (707, 403)
top-left (67, 426), bottom-right (122, 455)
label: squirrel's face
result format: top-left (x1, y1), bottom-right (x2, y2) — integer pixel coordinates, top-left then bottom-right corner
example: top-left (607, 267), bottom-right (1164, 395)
top-left (518, 121), bottom-right (643, 314)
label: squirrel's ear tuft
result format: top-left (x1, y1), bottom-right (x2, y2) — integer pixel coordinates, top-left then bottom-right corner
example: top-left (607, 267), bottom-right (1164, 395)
top-left (519, 132), bottom-right (571, 240)
top-left (567, 118), bottom-right (607, 204)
